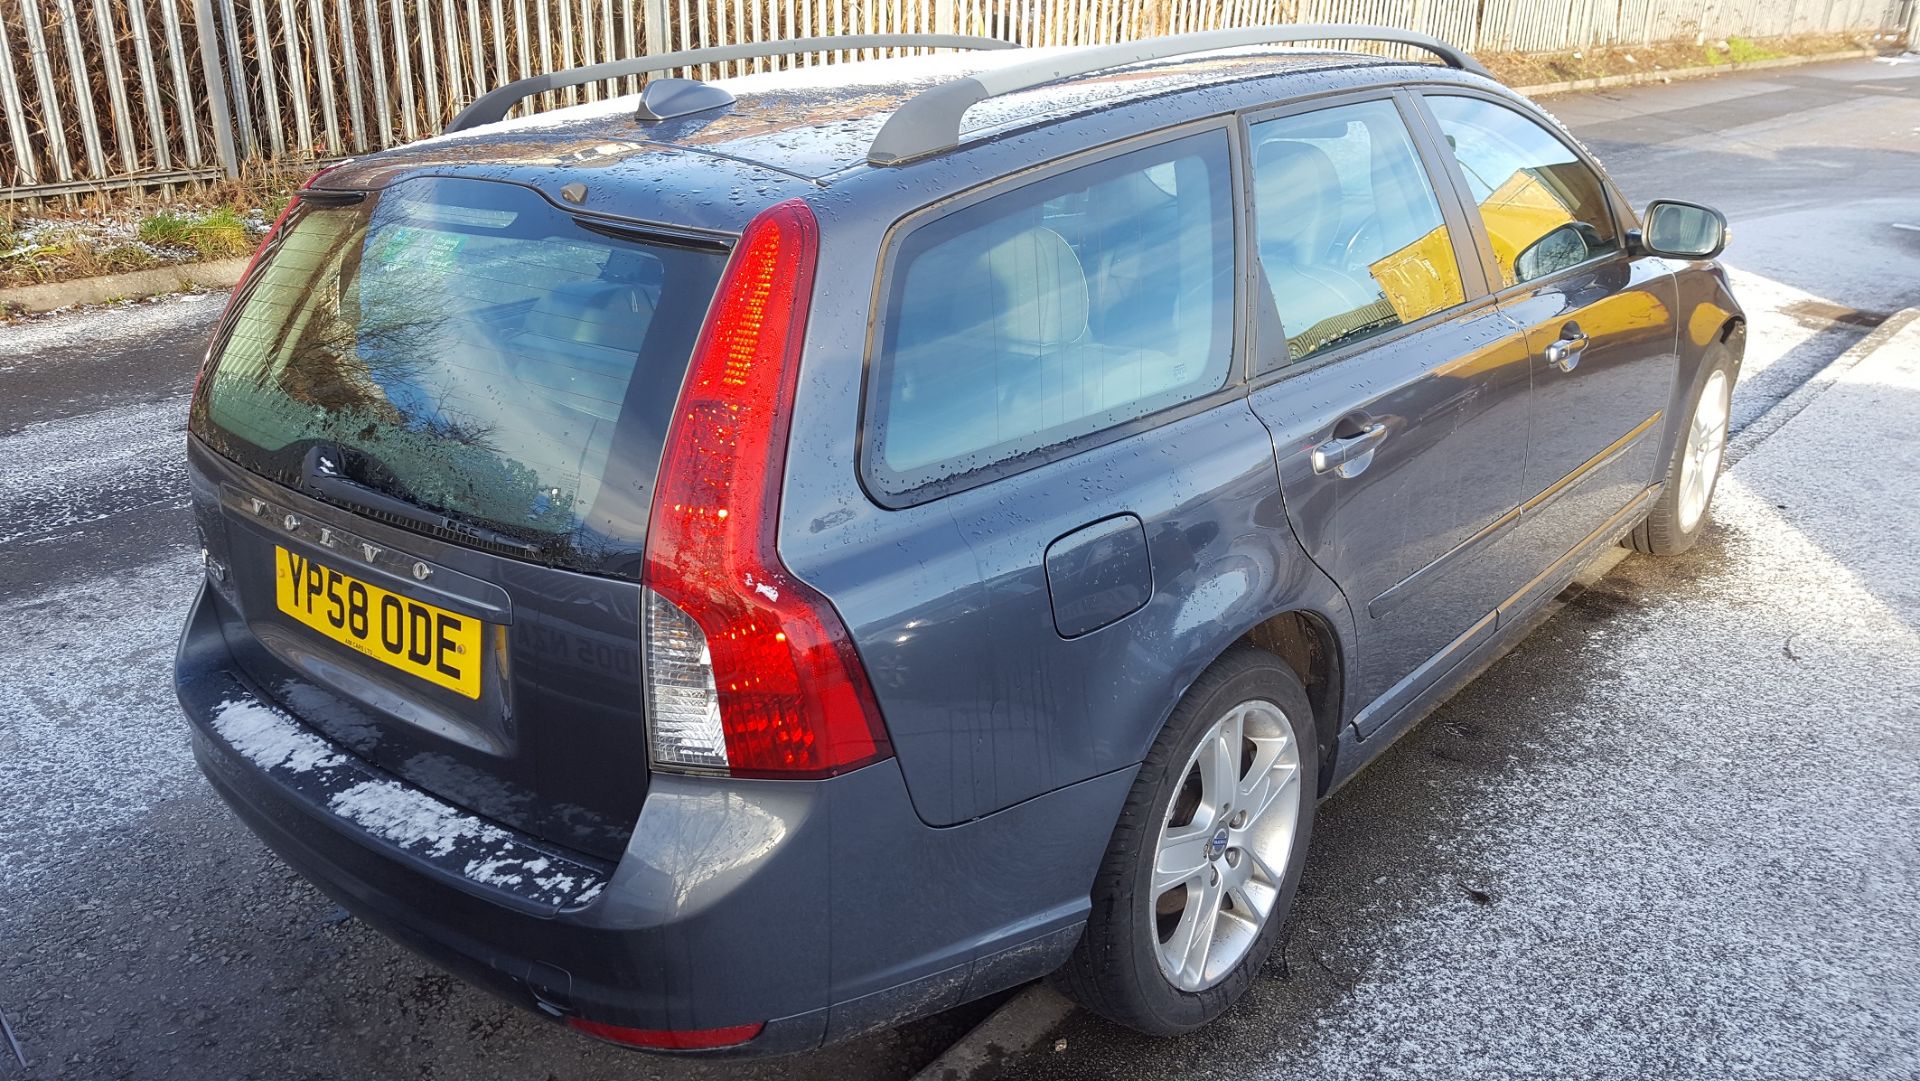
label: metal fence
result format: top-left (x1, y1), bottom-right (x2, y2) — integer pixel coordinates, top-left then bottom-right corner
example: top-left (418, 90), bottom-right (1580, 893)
top-left (1, 0), bottom-right (1911, 199)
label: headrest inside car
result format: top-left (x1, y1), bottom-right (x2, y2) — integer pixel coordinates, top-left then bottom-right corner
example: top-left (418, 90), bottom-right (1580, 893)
top-left (981, 226), bottom-right (1089, 349)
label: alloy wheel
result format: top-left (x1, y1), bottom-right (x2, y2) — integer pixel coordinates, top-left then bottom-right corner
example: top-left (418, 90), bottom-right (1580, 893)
top-left (1678, 369), bottom-right (1732, 533)
top-left (1150, 699), bottom-right (1303, 992)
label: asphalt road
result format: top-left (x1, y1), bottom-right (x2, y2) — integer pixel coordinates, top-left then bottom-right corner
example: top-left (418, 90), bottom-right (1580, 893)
top-left (2, 55), bottom-right (1916, 1081)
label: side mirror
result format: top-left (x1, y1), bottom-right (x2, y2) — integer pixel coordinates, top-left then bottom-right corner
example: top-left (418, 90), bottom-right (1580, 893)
top-left (1635, 200), bottom-right (1729, 259)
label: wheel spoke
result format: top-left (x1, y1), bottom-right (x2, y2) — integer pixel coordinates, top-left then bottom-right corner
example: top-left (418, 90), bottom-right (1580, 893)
top-left (1242, 841), bottom-right (1285, 888)
top-left (1237, 753), bottom-right (1297, 826)
top-left (1224, 874), bottom-right (1271, 926)
top-left (1154, 820), bottom-right (1213, 894)
top-left (1174, 874), bottom-right (1223, 984)
top-left (1204, 709), bottom-right (1243, 809)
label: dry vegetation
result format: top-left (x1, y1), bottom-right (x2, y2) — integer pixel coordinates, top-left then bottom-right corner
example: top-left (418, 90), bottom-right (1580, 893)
top-left (2, 160), bottom-right (308, 288)
top-left (1479, 30), bottom-right (1875, 87)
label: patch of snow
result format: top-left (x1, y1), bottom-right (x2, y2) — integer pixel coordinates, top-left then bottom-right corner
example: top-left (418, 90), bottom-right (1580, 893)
top-left (0, 292), bottom-right (225, 358)
top-left (327, 780), bottom-right (603, 907)
top-left (327, 779), bottom-right (512, 860)
top-left (0, 395), bottom-right (191, 546)
top-left (406, 93), bottom-right (653, 147)
top-left (0, 396), bottom-right (185, 495)
top-left (209, 698), bottom-right (348, 775)
top-left (0, 553), bottom-right (202, 903)
top-left (463, 855), bottom-right (529, 887)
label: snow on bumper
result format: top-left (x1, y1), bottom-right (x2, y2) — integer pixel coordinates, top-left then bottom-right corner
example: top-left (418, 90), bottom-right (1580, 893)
top-left (203, 694), bottom-right (608, 910)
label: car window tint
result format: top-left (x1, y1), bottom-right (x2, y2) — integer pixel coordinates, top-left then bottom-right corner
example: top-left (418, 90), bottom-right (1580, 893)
top-left (1249, 99), bottom-right (1466, 363)
top-left (867, 130), bottom-right (1235, 493)
top-left (1425, 95), bottom-right (1621, 287)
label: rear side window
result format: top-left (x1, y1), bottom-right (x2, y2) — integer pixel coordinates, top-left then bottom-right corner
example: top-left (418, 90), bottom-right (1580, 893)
top-left (1425, 95), bottom-right (1621, 287)
top-left (866, 130), bottom-right (1235, 496)
top-left (191, 177), bottom-right (726, 574)
top-left (1250, 99), bottom-right (1466, 363)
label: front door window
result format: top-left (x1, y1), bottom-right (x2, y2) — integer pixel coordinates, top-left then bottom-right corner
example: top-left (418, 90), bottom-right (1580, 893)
top-left (1249, 98), bottom-right (1467, 363)
top-left (1424, 95), bottom-right (1621, 287)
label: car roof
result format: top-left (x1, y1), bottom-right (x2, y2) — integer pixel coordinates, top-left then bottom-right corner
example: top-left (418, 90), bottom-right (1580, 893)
top-left (319, 46), bottom-right (1502, 230)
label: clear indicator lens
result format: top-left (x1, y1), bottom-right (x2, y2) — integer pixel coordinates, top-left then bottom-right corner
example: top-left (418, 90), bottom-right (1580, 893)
top-left (643, 588), bottom-right (729, 769)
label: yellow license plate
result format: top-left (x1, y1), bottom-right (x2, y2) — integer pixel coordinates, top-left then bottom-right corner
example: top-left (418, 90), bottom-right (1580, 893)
top-left (274, 545), bottom-right (483, 699)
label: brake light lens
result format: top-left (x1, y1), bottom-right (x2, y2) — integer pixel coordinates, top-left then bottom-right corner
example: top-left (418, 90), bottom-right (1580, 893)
top-left (641, 199), bottom-right (892, 778)
top-left (566, 1017), bottom-right (764, 1051)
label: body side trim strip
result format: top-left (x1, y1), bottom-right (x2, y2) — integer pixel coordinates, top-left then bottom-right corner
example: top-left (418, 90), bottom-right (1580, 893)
top-left (1366, 411), bottom-right (1659, 619)
top-left (1329, 482), bottom-right (1658, 792)
top-left (1350, 609), bottom-right (1497, 738)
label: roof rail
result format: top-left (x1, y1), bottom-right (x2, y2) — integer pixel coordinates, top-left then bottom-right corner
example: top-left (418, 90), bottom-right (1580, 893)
top-left (866, 24), bottom-right (1488, 165)
top-left (445, 34), bottom-right (1019, 133)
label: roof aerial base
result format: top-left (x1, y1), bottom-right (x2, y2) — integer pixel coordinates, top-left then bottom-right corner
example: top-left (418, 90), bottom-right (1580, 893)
top-left (635, 78), bottom-right (737, 121)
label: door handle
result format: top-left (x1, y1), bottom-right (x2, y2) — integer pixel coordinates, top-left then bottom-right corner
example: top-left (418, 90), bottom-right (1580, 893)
top-left (1545, 324), bottom-right (1591, 373)
top-left (1311, 421), bottom-right (1389, 477)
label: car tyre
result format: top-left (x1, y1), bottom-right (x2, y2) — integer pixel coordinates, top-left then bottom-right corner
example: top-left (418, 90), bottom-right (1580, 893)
top-left (1630, 346), bottom-right (1737, 556)
top-left (1054, 644), bottom-right (1317, 1035)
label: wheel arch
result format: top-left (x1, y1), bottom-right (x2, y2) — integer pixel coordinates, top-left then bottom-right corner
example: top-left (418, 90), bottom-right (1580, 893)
top-left (1236, 608), bottom-right (1347, 798)
top-left (1658, 266), bottom-right (1747, 469)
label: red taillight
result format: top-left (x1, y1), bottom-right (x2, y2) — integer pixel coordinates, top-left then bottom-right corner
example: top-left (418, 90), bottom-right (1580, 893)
top-left (641, 198), bottom-right (892, 778)
top-left (566, 1017), bottom-right (764, 1051)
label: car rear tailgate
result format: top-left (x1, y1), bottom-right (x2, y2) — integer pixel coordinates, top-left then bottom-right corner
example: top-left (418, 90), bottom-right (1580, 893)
top-left (185, 174), bottom-right (732, 859)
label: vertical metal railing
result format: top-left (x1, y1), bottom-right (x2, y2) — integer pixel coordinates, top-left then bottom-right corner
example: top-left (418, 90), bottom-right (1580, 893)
top-left (0, 0), bottom-right (1910, 199)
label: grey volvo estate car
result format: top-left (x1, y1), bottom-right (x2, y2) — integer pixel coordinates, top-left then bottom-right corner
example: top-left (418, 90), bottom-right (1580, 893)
top-left (175, 25), bottom-right (1743, 1053)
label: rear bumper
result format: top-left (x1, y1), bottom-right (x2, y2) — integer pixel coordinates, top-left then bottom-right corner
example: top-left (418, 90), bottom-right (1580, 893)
top-left (176, 582), bottom-right (1129, 1055)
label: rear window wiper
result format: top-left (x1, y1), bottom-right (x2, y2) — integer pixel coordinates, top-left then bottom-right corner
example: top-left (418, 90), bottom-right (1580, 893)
top-left (302, 445), bottom-right (543, 557)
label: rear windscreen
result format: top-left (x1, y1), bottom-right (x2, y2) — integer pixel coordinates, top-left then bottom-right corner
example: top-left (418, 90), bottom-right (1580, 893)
top-left (191, 176), bottom-right (727, 575)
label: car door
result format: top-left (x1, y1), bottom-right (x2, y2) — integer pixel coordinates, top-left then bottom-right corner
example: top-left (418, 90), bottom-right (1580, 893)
top-left (1418, 92), bottom-right (1680, 581)
top-left (1243, 92), bottom-right (1537, 735)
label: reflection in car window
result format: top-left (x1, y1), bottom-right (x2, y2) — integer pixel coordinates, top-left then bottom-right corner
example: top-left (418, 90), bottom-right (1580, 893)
top-left (1249, 100), bottom-right (1466, 363)
top-left (193, 177), bottom-right (725, 571)
top-left (1426, 95), bottom-right (1621, 287)
top-left (868, 131), bottom-right (1235, 492)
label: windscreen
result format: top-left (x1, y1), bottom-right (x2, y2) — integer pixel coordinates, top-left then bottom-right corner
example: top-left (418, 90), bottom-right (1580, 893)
top-left (191, 176), bottom-right (727, 575)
